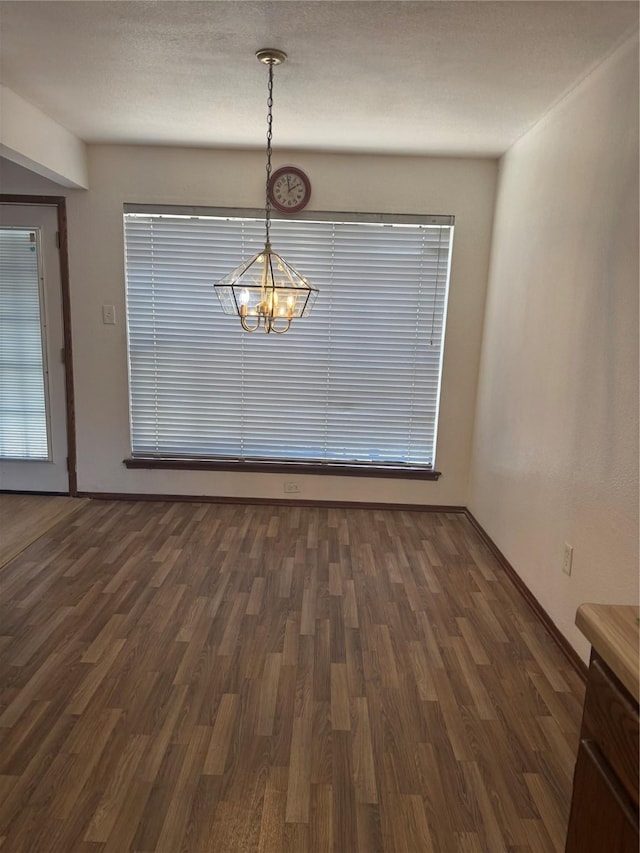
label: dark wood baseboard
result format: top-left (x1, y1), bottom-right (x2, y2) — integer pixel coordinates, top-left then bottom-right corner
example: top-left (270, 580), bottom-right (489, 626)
top-left (77, 491), bottom-right (465, 513)
top-left (0, 490), bottom-right (70, 497)
top-left (464, 509), bottom-right (588, 682)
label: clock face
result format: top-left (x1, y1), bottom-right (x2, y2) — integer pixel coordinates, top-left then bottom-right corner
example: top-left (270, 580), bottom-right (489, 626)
top-left (268, 166), bottom-right (311, 213)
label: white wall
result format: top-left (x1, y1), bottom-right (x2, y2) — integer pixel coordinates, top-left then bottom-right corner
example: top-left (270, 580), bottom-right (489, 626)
top-left (2, 148), bottom-right (497, 504)
top-left (468, 36), bottom-right (639, 660)
top-left (0, 86), bottom-right (88, 188)
top-left (0, 158), bottom-right (67, 194)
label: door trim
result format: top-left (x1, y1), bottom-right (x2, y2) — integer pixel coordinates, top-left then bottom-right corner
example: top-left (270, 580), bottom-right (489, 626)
top-left (0, 195), bottom-right (77, 495)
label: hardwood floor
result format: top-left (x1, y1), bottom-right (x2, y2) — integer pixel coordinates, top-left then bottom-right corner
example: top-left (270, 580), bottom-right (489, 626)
top-left (0, 494), bottom-right (87, 569)
top-left (0, 500), bottom-right (585, 852)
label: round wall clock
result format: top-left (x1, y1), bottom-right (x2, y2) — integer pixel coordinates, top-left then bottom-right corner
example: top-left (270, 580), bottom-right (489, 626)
top-left (268, 166), bottom-right (311, 213)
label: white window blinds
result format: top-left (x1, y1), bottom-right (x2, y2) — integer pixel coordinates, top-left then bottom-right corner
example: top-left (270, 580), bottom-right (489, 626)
top-left (124, 209), bottom-right (453, 468)
top-left (0, 228), bottom-right (50, 460)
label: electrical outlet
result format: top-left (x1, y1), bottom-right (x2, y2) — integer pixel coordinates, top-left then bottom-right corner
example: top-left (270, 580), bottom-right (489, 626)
top-left (284, 482), bottom-right (300, 494)
top-left (562, 543), bottom-right (573, 576)
top-left (102, 304), bottom-right (116, 325)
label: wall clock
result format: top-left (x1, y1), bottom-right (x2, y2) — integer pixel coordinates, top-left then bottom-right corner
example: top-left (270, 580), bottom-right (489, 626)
top-left (268, 166), bottom-right (311, 213)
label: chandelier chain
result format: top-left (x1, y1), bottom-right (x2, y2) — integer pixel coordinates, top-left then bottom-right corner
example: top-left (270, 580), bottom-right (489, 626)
top-left (264, 61), bottom-right (274, 246)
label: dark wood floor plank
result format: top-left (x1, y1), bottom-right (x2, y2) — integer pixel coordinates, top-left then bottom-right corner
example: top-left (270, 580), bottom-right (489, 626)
top-left (285, 713), bottom-right (313, 823)
top-left (0, 499), bottom-right (584, 851)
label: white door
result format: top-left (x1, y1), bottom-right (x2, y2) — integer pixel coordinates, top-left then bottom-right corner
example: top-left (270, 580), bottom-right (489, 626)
top-left (0, 204), bottom-right (69, 493)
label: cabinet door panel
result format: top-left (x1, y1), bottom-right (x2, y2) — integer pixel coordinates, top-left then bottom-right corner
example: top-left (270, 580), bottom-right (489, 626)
top-left (583, 656), bottom-right (639, 804)
top-left (565, 741), bottom-right (638, 853)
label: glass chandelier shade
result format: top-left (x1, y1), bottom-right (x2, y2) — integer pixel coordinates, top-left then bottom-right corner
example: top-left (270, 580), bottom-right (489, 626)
top-left (215, 244), bottom-right (318, 334)
top-left (214, 49), bottom-right (317, 334)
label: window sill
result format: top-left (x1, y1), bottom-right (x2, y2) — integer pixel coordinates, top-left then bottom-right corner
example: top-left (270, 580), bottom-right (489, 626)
top-left (123, 457), bottom-right (441, 481)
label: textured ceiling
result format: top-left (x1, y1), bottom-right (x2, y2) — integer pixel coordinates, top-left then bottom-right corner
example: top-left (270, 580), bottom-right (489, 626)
top-left (0, 1), bottom-right (638, 156)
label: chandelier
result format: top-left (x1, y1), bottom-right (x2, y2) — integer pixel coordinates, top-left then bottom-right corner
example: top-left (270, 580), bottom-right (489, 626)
top-left (214, 49), bottom-right (318, 334)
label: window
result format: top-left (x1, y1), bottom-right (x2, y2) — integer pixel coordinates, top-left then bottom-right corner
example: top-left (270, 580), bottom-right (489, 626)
top-left (0, 227), bottom-right (50, 460)
top-left (123, 207), bottom-right (453, 473)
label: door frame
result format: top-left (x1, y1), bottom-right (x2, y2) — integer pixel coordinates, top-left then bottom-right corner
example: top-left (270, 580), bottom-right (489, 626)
top-left (0, 194), bottom-right (77, 495)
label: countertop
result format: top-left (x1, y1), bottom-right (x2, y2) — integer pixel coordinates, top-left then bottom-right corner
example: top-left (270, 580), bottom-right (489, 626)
top-left (576, 603), bottom-right (639, 703)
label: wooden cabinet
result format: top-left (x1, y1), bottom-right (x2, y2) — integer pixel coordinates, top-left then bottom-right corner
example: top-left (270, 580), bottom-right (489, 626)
top-left (565, 650), bottom-right (639, 852)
